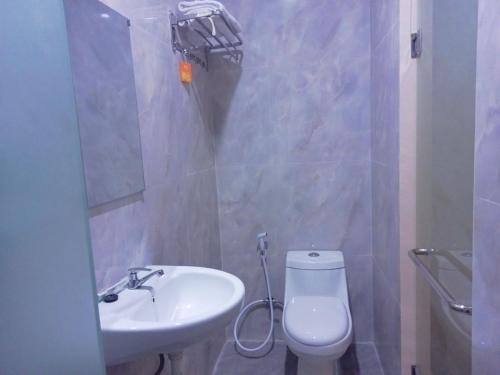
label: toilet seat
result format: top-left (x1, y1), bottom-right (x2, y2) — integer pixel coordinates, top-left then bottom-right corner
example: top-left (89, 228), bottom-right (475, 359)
top-left (284, 296), bottom-right (348, 346)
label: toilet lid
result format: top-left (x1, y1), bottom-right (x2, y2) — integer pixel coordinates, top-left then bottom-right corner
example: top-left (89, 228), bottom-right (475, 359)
top-left (284, 296), bottom-right (348, 346)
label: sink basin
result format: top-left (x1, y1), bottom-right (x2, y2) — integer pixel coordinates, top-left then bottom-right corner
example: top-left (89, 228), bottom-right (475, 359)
top-left (98, 266), bottom-right (245, 365)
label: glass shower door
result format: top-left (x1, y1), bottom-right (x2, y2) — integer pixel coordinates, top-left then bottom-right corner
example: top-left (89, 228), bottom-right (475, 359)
top-left (413, 0), bottom-right (477, 374)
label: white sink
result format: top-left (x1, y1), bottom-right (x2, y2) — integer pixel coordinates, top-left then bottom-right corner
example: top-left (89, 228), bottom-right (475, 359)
top-left (98, 266), bottom-right (245, 365)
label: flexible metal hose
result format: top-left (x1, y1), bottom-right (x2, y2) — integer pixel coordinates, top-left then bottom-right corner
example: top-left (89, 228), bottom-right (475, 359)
top-left (233, 253), bottom-right (275, 352)
top-left (154, 354), bottom-right (165, 375)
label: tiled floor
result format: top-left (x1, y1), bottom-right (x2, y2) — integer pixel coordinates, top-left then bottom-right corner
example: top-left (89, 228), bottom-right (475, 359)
top-left (212, 340), bottom-right (384, 375)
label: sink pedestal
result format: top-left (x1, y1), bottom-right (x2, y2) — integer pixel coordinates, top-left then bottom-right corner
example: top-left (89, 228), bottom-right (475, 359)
top-left (168, 352), bottom-right (183, 375)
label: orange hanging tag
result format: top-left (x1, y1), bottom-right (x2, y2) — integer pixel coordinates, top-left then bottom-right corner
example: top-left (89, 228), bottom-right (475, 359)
top-left (179, 60), bottom-right (193, 83)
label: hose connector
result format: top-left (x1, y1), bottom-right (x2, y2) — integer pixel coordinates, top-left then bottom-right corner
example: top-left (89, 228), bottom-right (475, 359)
top-left (256, 232), bottom-right (268, 256)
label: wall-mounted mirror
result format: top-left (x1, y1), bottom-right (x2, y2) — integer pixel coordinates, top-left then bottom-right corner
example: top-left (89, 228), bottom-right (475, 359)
top-left (64, 0), bottom-right (144, 207)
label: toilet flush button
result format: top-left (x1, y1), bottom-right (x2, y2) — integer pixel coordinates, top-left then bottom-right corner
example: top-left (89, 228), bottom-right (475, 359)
top-left (308, 252), bottom-right (320, 257)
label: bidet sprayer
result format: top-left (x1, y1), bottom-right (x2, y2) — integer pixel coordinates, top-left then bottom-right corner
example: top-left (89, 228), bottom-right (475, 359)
top-left (257, 232), bottom-right (268, 256)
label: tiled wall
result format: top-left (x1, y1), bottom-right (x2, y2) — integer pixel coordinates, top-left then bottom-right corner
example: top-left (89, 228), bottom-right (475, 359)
top-left (77, 0), bottom-right (224, 373)
top-left (472, 1), bottom-right (500, 373)
top-left (371, 1), bottom-right (402, 374)
top-left (211, 0), bottom-right (373, 343)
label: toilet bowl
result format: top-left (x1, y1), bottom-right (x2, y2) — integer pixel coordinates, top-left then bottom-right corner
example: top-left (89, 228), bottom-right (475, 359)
top-left (282, 251), bottom-right (353, 375)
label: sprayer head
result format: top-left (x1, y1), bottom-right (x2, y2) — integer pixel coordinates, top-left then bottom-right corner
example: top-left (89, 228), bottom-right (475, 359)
top-left (256, 232), bottom-right (268, 255)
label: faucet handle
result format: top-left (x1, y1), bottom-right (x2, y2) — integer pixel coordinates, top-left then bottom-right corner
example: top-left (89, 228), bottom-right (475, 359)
top-left (128, 267), bottom-right (152, 273)
top-left (128, 267), bottom-right (151, 283)
top-left (127, 267), bottom-right (151, 288)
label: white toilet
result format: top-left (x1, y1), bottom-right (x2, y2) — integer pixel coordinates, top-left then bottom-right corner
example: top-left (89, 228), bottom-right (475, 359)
top-left (282, 250), bottom-right (353, 375)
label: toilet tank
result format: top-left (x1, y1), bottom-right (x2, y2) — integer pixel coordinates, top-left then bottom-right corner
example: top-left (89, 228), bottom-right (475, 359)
top-left (284, 251), bottom-right (349, 307)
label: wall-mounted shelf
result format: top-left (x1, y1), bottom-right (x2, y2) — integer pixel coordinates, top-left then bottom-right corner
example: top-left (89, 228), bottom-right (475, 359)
top-left (170, 10), bottom-right (243, 71)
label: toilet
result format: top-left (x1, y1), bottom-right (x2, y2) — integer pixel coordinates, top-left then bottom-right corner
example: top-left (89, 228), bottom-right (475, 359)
top-left (282, 250), bottom-right (353, 375)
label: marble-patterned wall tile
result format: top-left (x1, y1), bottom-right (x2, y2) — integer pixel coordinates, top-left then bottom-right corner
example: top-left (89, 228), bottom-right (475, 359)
top-left (184, 170), bottom-right (221, 269)
top-left (373, 261), bottom-right (401, 375)
top-left (371, 0), bottom-right (399, 49)
top-left (217, 162), bottom-right (372, 259)
top-left (473, 0), bottom-right (500, 372)
top-left (223, 252), bottom-right (285, 306)
top-left (472, 199), bottom-right (500, 374)
top-left (285, 65), bottom-right (370, 164)
top-left (220, 0), bottom-right (370, 70)
top-left (213, 0), bottom-right (373, 347)
top-left (372, 162), bottom-right (400, 300)
top-left (213, 26), bottom-right (371, 167)
top-left (474, 0), bottom-right (500, 205)
top-left (474, 123), bottom-right (500, 204)
top-left (370, 0), bottom-right (401, 374)
top-left (345, 256), bottom-right (375, 343)
top-left (211, 67), bottom-right (288, 167)
top-left (371, 30), bottom-right (399, 167)
top-left (211, 23), bottom-right (371, 167)
top-left (217, 165), bottom-right (287, 257)
top-left (278, 162), bottom-right (372, 254)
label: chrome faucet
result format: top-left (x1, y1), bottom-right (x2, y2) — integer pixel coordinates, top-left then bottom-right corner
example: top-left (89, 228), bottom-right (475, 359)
top-left (128, 267), bottom-right (164, 288)
top-left (98, 267), bottom-right (164, 303)
top-left (127, 267), bottom-right (164, 301)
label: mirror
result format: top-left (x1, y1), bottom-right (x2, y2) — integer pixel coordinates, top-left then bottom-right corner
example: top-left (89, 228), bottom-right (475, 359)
top-left (64, 0), bottom-right (145, 207)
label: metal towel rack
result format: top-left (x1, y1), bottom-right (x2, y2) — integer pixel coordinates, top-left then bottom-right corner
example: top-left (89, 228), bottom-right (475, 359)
top-left (409, 248), bottom-right (472, 315)
top-left (170, 10), bottom-right (243, 71)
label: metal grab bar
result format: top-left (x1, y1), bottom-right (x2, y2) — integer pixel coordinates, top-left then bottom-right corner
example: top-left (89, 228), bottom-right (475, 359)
top-left (409, 248), bottom-right (472, 315)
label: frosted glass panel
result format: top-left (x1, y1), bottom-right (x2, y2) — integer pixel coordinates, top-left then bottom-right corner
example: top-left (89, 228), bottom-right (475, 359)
top-left (0, 1), bottom-right (104, 373)
top-left (415, 0), bottom-right (477, 374)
